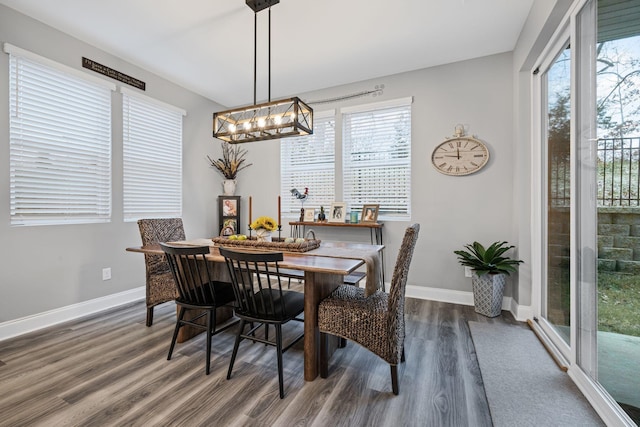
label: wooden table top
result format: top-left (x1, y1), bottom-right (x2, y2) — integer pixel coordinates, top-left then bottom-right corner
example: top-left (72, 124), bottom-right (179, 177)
top-left (126, 240), bottom-right (383, 276)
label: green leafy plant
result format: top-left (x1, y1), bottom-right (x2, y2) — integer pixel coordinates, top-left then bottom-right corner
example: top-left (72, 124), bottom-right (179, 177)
top-left (454, 241), bottom-right (523, 276)
top-left (207, 142), bottom-right (252, 179)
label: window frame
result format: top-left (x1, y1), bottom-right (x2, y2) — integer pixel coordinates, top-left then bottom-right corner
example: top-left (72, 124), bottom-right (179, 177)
top-left (121, 87), bottom-right (185, 222)
top-left (6, 43), bottom-right (115, 226)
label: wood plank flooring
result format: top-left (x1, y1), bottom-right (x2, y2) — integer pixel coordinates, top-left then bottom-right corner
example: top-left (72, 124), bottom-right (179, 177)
top-left (0, 295), bottom-right (525, 427)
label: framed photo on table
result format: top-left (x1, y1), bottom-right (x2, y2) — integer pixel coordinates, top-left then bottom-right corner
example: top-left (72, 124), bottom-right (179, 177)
top-left (303, 208), bottom-right (315, 222)
top-left (218, 195), bottom-right (241, 235)
top-left (361, 204), bottom-right (379, 223)
top-left (329, 202), bottom-right (346, 223)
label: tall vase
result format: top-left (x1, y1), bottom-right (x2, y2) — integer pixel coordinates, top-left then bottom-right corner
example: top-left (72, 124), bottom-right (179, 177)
top-left (222, 179), bottom-right (236, 195)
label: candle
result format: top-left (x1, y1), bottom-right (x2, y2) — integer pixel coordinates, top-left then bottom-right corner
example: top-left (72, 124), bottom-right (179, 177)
top-left (249, 196), bottom-right (252, 224)
top-left (277, 195), bottom-right (281, 225)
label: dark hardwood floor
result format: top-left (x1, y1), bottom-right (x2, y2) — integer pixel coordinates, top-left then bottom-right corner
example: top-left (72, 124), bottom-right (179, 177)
top-left (0, 294), bottom-right (525, 427)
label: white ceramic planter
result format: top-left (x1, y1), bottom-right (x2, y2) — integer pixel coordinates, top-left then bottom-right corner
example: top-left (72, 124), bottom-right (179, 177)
top-left (222, 179), bottom-right (236, 195)
top-left (471, 272), bottom-right (505, 317)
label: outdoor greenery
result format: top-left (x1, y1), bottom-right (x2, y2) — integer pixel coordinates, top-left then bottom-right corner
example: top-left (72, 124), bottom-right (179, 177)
top-left (599, 272), bottom-right (640, 337)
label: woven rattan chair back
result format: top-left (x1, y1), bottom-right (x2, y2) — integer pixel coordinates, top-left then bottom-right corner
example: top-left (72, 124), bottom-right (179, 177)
top-left (137, 218), bottom-right (185, 326)
top-left (386, 223), bottom-right (420, 362)
top-left (160, 243), bottom-right (237, 375)
top-left (219, 247), bottom-right (305, 398)
top-left (318, 223), bottom-right (420, 395)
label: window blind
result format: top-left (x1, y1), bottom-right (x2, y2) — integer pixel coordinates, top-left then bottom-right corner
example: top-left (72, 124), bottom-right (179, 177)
top-left (343, 99), bottom-right (412, 219)
top-left (122, 90), bottom-right (184, 222)
top-left (8, 46), bottom-right (113, 226)
top-left (280, 114), bottom-right (335, 217)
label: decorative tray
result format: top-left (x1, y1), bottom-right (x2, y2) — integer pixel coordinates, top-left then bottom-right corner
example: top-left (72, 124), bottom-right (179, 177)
top-left (211, 236), bottom-right (321, 253)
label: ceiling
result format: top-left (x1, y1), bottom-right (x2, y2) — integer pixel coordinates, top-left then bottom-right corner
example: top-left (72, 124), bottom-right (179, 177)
top-left (0, 0), bottom-right (534, 108)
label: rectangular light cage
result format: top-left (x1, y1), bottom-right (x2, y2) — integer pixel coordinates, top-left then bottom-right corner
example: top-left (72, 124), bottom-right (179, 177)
top-left (213, 97), bottom-right (313, 143)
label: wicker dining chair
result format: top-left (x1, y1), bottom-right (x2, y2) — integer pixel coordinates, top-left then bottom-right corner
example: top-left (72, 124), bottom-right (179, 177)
top-left (137, 218), bottom-right (185, 326)
top-left (219, 247), bottom-right (305, 399)
top-left (160, 243), bottom-right (238, 375)
top-left (318, 223), bottom-right (420, 395)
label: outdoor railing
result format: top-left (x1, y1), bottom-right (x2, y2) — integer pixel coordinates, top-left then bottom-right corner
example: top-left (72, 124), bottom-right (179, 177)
top-left (598, 137), bottom-right (640, 206)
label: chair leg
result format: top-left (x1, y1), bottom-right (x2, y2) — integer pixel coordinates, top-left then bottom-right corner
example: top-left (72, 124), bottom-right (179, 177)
top-left (168, 306), bottom-right (185, 360)
top-left (227, 319), bottom-right (245, 380)
top-left (205, 310), bottom-right (213, 375)
top-left (401, 346), bottom-right (406, 363)
top-left (264, 324), bottom-right (269, 345)
top-left (146, 306), bottom-right (154, 327)
top-left (275, 324), bottom-right (284, 399)
top-left (391, 365), bottom-right (399, 395)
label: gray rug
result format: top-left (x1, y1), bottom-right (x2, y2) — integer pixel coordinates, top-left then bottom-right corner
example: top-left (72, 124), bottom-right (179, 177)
top-left (468, 321), bottom-right (604, 427)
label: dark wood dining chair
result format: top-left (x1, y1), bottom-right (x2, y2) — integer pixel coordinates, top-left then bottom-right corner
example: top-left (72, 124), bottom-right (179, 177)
top-left (219, 247), bottom-right (305, 399)
top-left (160, 243), bottom-right (238, 375)
top-left (137, 218), bottom-right (185, 326)
top-left (318, 223), bottom-right (420, 395)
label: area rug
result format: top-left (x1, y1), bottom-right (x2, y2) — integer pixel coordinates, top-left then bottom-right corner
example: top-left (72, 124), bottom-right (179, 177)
top-left (468, 321), bottom-right (604, 426)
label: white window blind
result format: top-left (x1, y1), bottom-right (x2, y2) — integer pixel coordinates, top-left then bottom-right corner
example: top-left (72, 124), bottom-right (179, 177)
top-left (280, 114), bottom-right (335, 217)
top-left (122, 89), bottom-right (184, 222)
top-left (7, 45), bottom-right (113, 226)
top-left (343, 98), bottom-right (412, 219)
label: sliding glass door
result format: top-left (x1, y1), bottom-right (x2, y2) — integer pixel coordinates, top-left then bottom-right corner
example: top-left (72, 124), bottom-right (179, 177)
top-left (536, 0), bottom-right (640, 425)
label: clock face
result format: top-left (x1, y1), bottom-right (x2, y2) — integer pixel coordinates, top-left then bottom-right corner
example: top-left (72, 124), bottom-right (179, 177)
top-left (431, 137), bottom-right (489, 176)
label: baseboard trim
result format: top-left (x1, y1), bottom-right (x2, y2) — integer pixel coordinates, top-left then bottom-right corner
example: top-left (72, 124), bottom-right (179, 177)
top-left (3, 285), bottom-right (529, 342)
top-left (0, 287), bottom-right (145, 342)
top-left (406, 285), bottom-right (530, 321)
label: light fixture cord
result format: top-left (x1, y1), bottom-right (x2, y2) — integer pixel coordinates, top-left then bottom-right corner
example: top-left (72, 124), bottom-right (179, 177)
top-left (253, 11), bottom-right (257, 105)
top-left (268, 6), bottom-right (271, 103)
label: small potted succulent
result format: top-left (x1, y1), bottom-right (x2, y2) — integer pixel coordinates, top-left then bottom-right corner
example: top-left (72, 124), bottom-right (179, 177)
top-left (317, 206), bottom-right (326, 222)
top-left (454, 241), bottom-right (523, 317)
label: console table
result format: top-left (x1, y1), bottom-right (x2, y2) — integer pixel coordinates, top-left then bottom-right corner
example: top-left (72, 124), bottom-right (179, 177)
top-left (289, 221), bottom-right (385, 283)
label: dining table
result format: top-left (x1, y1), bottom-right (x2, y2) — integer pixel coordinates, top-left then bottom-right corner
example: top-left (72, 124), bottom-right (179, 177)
top-left (126, 238), bottom-right (384, 381)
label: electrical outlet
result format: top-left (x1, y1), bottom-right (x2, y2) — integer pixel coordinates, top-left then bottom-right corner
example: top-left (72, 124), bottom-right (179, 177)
top-left (102, 267), bottom-right (111, 281)
top-left (464, 266), bottom-right (473, 278)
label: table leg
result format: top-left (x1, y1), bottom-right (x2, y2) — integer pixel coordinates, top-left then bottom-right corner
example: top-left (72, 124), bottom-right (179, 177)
top-left (303, 271), bottom-right (342, 381)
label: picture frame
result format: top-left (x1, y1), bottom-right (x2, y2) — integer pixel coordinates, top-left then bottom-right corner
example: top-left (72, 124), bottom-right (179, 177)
top-left (218, 195), bottom-right (241, 235)
top-left (361, 204), bottom-right (380, 223)
top-left (328, 202), bottom-right (346, 223)
top-left (221, 218), bottom-right (237, 236)
top-left (303, 208), bottom-right (316, 222)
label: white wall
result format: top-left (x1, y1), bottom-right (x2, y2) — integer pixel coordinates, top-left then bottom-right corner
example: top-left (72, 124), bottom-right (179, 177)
top-left (0, 5), bottom-right (226, 322)
top-left (238, 52), bottom-right (518, 296)
top-left (0, 1), bottom-right (572, 326)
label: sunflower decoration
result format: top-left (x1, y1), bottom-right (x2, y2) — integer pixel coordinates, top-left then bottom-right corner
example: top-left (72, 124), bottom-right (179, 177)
top-left (250, 216), bottom-right (277, 231)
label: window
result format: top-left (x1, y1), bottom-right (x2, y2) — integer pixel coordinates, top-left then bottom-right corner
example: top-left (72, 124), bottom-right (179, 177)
top-left (280, 113), bottom-right (335, 215)
top-left (122, 88), bottom-right (184, 222)
top-left (6, 43), bottom-right (114, 226)
top-left (343, 98), bottom-right (412, 219)
top-left (280, 98), bottom-right (412, 220)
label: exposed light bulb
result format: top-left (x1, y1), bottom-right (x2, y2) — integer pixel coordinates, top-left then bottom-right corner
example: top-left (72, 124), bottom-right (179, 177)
top-left (244, 122), bottom-right (252, 130)
top-left (258, 118), bottom-right (266, 127)
top-left (274, 115), bottom-right (282, 125)
top-left (229, 124), bottom-right (236, 132)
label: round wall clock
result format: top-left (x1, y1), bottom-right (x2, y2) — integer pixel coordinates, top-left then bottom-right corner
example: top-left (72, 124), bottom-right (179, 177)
top-left (431, 126), bottom-right (489, 176)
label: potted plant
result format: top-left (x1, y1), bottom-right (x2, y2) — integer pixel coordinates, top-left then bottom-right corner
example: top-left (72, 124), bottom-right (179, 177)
top-left (207, 142), bottom-right (252, 195)
top-left (454, 241), bottom-right (523, 317)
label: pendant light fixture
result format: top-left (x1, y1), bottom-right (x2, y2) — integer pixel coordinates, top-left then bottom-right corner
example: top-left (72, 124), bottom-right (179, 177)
top-left (212, 0), bottom-right (313, 144)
